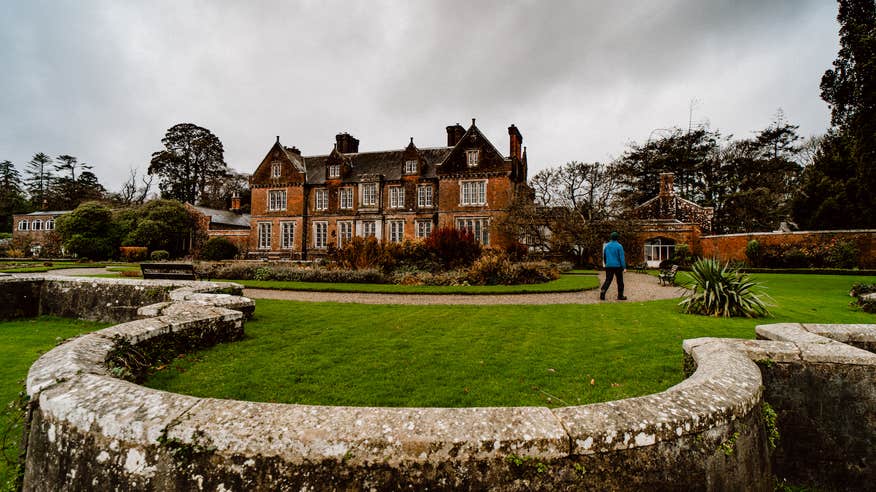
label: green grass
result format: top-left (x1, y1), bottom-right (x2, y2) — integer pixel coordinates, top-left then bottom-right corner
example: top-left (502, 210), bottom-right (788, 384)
top-left (0, 261), bottom-right (135, 274)
top-left (223, 274), bottom-right (600, 295)
top-left (144, 273), bottom-right (875, 409)
top-left (0, 317), bottom-right (109, 488)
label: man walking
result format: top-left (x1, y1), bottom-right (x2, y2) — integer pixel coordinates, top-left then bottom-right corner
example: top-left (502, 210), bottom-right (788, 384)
top-left (600, 231), bottom-right (627, 301)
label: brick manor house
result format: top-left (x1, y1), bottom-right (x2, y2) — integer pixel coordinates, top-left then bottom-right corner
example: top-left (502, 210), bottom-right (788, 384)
top-left (247, 119), bottom-right (530, 258)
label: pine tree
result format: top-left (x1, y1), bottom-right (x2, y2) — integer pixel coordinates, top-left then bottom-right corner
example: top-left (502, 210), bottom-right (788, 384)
top-left (24, 152), bottom-right (54, 210)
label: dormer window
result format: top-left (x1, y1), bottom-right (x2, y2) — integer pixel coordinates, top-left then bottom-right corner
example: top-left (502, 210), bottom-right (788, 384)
top-left (404, 160), bottom-right (417, 174)
top-left (271, 162), bottom-right (281, 178)
top-left (329, 164), bottom-right (340, 178)
top-left (466, 150), bottom-right (479, 167)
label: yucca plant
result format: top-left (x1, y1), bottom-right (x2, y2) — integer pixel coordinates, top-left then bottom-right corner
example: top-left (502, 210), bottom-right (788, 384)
top-left (679, 258), bottom-right (771, 318)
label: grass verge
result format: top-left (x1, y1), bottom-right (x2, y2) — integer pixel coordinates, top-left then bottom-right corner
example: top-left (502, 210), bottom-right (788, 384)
top-left (144, 273), bottom-right (875, 408)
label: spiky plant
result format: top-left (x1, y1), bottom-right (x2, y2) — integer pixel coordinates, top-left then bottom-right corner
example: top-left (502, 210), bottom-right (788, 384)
top-left (679, 258), bottom-right (771, 317)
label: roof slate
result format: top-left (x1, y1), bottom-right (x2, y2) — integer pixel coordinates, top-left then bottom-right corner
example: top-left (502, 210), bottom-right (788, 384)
top-left (191, 206), bottom-right (252, 228)
top-left (300, 147), bottom-right (452, 185)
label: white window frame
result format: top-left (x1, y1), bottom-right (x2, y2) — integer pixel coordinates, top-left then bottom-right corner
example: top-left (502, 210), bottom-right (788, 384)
top-left (460, 180), bottom-right (487, 206)
top-left (18, 220), bottom-right (28, 231)
top-left (417, 184), bottom-right (433, 208)
top-left (338, 221), bottom-right (353, 247)
top-left (389, 220), bottom-right (404, 243)
top-left (315, 189), bottom-right (328, 211)
top-left (280, 221), bottom-right (295, 249)
top-left (339, 187), bottom-right (354, 209)
top-left (456, 217), bottom-right (489, 245)
top-left (31, 219), bottom-right (43, 231)
top-left (362, 221), bottom-right (377, 238)
top-left (361, 183), bottom-right (378, 207)
top-left (313, 221), bottom-right (328, 249)
top-left (268, 189), bottom-right (287, 211)
top-left (466, 149), bottom-right (479, 167)
top-left (258, 222), bottom-right (272, 249)
top-left (271, 162), bottom-right (281, 178)
top-left (328, 164), bottom-right (340, 178)
top-left (404, 159), bottom-right (417, 174)
top-left (389, 186), bottom-right (404, 209)
top-left (45, 219), bottom-right (54, 230)
top-left (415, 220), bottom-right (432, 239)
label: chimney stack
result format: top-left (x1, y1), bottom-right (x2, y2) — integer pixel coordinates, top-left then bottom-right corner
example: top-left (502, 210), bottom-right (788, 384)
top-left (335, 133), bottom-right (360, 153)
top-left (508, 124), bottom-right (523, 159)
top-left (289, 146), bottom-right (301, 155)
top-left (446, 123), bottom-right (465, 147)
top-left (659, 173), bottom-right (675, 197)
top-left (230, 192), bottom-right (241, 212)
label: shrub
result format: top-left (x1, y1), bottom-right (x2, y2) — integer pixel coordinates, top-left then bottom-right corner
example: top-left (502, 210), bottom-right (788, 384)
top-left (425, 227), bottom-right (482, 269)
top-left (200, 237), bottom-right (239, 261)
top-left (120, 269), bottom-right (141, 278)
top-left (850, 283), bottom-right (876, 298)
top-left (671, 244), bottom-right (694, 267)
top-left (150, 250), bottom-right (170, 261)
top-left (825, 240), bottom-right (859, 269)
top-left (745, 240), bottom-right (761, 266)
top-left (467, 252), bottom-right (514, 285)
top-left (679, 258), bottom-right (771, 318)
top-left (120, 246), bottom-right (149, 262)
top-left (5, 248), bottom-right (25, 258)
top-left (65, 234), bottom-right (114, 260)
top-left (333, 236), bottom-right (385, 271)
top-left (510, 261), bottom-right (561, 284)
top-left (197, 261), bottom-right (388, 284)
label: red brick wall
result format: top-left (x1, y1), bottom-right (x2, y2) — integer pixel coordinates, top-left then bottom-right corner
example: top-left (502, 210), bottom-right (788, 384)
top-left (700, 230), bottom-right (876, 268)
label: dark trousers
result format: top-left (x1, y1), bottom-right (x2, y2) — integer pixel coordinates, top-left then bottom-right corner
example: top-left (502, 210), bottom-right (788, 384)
top-left (601, 268), bottom-right (624, 298)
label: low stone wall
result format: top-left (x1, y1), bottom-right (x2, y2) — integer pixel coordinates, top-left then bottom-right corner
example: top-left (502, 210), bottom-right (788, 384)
top-left (9, 275), bottom-right (875, 490)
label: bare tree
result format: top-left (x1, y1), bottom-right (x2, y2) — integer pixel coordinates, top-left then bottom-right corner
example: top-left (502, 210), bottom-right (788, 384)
top-left (114, 167), bottom-right (154, 206)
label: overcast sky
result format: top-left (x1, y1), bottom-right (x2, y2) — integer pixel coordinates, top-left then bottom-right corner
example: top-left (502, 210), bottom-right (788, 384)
top-left (1, 0), bottom-right (840, 192)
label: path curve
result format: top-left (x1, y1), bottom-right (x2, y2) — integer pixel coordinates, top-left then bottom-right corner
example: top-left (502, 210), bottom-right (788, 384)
top-left (244, 272), bottom-right (685, 305)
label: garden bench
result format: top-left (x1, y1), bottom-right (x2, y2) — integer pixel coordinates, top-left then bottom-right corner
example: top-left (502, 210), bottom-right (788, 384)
top-left (140, 263), bottom-right (197, 281)
top-left (633, 262), bottom-right (648, 273)
top-left (658, 265), bottom-right (678, 286)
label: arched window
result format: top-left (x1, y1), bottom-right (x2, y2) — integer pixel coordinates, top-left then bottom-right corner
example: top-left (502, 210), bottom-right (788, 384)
top-left (32, 219), bottom-right (43, 231)
top-left (644, 237), bottom-right (676, 265)
top-left (45, 219), bottom-right (54, 230)
top-left (18, 220), bottom-right (28, 231)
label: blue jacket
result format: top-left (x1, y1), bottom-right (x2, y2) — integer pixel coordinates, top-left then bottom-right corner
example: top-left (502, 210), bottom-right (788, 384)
top-left (603, 240), bottom-right (626, 269)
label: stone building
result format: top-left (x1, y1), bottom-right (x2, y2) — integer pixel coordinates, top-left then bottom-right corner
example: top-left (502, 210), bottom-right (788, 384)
top-left (11, 210), bottom-right (71, 256)
top-left (247, 120), bottom-right (529, 258)
top-left (187, 200), bottom-right (252, 254)
top-left (631, 173), bottom-right (714, 267)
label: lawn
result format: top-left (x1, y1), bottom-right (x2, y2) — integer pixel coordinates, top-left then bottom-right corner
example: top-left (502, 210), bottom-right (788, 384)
top-left (0, 261), bottom-right (135, 274)
top-left (0, 317), bottom-right (109, 488)
top-left (226, 273), bottom-right (599, 294)
top-left (144, 273), bottom-right (876, 408)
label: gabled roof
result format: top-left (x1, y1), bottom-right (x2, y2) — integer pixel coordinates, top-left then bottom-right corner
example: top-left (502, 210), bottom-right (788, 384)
top-left (439, 120), bottom-right (508, 167)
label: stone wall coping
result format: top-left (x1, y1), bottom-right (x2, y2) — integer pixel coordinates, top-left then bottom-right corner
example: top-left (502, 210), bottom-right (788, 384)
top-left (756, 323), bottom-right (876, 365)
top-left (701, 229), bottom-right (876, 239)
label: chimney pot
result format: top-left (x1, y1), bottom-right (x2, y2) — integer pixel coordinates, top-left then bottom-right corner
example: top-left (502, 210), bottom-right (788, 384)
top-left (659, 173), bottom-right (675, 197)
top-left (276, 136), bottom-right (280, 143)
top-left (446, 123), bottom-right (466, 147)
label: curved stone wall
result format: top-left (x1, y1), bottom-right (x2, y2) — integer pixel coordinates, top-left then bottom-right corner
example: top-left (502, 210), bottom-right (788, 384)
top-left (8, 275), bottom-right (874, 490)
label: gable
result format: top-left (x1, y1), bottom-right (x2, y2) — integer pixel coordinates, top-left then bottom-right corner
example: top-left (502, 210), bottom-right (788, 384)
top-left (251, 140), bottom-right (306, 186)
top-left (437, 122), bottom-right (510, 175)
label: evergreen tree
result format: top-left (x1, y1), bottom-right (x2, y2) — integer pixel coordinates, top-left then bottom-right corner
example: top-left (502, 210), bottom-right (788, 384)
top-left (792, 0), bottom-right (876, 228)
top-left (50, 155), bottom-right (102, 210)
top-left (24, 152), bottom-right (54, 209)
top-left (148, 123), bottom-right (228, 204)
top-left (0, 160), bottom-right (29, 231)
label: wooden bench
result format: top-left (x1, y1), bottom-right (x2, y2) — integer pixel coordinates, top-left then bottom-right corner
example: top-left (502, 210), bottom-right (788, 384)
top-left (658, 264), bottom-right (678, 286)
top-left (140, 263), bottom-right (197, 281)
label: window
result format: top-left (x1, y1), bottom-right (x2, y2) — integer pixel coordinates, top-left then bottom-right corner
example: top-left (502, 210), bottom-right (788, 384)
top-left (466, 149), bottom-right (479, 167)
top-left (362, 221), bottom-right (377, 238)
top-left (416, 220), bottom-right (432, 238)
top-left (18, 220), bottom-right (28, 231)
top-left (281, 222), bottom-right (295, 249)
top-left (32, 219), bottom-right (42, 231)
top-left (361, 183), bottom-right (377, 207)
top-left (268, 190), bottom-right (287, 211)
top-left (404, 159), bottom-right (417, 174)
top-left (389, 220), bottom-right (404, 242)
top-left (460, 180), bottom-right (487, 206)
top-left (315, 189), bottom-right (328, 210)
top-left (258, 222), bottom-right (272, 249)
top-left (45, 219), bottom-right (54, 230)
top-left (456, 217), bottom-right (489, 245)
top-left (271, 162), bottom-right (281, 178)
top-left (389, 186), bottom-right (404, 208)
top-left (339, 187), bottom-right (353, 209)
top-left (329, 164), bottom-right (340, 178)
top-left (338, 221), bottom-right (353, 246)
top-left (644, 238), bottom-right (676, 264)
top-left (417, 185), bottom-right (433, 207)
top-left (314, 222), bottom-right (328, 249)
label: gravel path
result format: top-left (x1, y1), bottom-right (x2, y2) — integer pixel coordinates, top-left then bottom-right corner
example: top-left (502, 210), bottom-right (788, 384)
top-left (37, 268), bottom-right (685, 306)
top-left (244, 272), bottom-right (685, 305)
